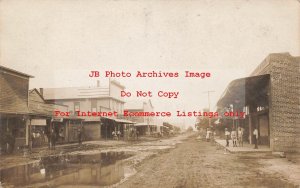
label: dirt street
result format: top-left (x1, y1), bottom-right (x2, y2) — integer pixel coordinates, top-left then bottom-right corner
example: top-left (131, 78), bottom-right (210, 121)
top-left (0, 134), bottom-right (298, 187)
top-left (119, 135), bottom-right (298, 188)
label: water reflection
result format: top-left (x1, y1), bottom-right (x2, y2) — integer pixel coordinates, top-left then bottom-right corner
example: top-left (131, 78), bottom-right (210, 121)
top-left (0, 152), bottom-right (133, 187)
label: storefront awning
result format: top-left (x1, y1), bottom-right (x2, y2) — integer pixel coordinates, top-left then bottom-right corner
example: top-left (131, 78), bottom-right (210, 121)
top-left (134, 123), bottom-right (157, 127)
top-left (217, 74), bottom-right (270, 109)
top-left (100, 116), bottom-right (115, 121)
top-left (84, 117), bottom-right (101, 122)
top-left (115, 119), bottom-right (135, 124)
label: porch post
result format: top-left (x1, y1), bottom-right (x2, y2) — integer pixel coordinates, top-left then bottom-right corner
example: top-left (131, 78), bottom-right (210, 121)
top-left (28, 119), bottom-right (32, 150)
top-left (25, 119), bottom-right (30, 145)
top-left (66, 120), bottom-right (69, 143)
top-left (249, 115), bottom-right (252, 144)
top-left (6, 118), bottom-right (9, 151)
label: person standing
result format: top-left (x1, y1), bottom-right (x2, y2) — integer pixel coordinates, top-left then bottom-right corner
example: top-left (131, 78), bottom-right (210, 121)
top-left (112, 130), bottom-right (117, 140)
top-left (136, 130), bottom-right (139, 140)
top-left (50, 129), bottom-right (56, 150)
top-left (206, 128), bottom-right (211, 142)
top-left (231, 128), bottom-right (237, 147)
top-left (253, 127), bottom-right (258, 149)
top-left (238, 127), bottom-right (244, 147)
top-left (59, 129), bottom-right (64, 143)
top-left (78, 129), bottom-right (82, 145)
top-left (117, 130), bottom-right (121, 140)
top-left (32, 132), bottom-right (36, 148)
top-left (36, 131), bottom-right (41, 146)
top-left (225, 128), bottom-right (230, 147)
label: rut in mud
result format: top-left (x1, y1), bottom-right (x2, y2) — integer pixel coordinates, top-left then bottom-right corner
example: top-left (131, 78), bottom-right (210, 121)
top-left (119, 136), bottom-right (297, 188)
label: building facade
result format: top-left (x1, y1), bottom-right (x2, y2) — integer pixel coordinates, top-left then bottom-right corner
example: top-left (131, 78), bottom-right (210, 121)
top-left (124, 99), bottom-right (156, 135)
top-left (0, 66), bottom-right (33, 152)
top-left (42, 80), bottom-right (126, 140)
top-left (250, 53), bottom-right (300, 152)
top-left (217, 53), bottom-right (300, 152)
top-left (29, 89), bottom-right (83, 147)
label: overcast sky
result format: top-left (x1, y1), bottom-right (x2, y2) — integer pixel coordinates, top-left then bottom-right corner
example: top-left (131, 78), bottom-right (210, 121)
top-left (1, 0), bottom-right (299, 126)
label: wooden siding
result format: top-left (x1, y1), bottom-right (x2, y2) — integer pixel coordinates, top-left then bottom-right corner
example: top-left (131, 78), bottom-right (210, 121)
top-left (0, 71), bottom-right (29, 114)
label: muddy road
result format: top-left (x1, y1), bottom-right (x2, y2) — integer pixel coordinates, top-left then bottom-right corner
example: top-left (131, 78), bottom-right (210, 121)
top-left (0, 134), bottom-right (298, 188)
top-left (119, 135), bottom-right (297, 188)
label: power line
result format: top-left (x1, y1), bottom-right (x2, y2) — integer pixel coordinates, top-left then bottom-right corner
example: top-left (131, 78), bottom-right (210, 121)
top-left (203, 90), bottom-right (215, 127)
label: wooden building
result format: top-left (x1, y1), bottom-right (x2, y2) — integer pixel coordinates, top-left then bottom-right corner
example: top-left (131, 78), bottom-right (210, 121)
top-left (41, 80), bottom-right (131, 140)
top-left (124, 99), bottom-right (156, 136)
top-left (0, 66), bottom-right (33, 152)
top-left (0, 65), bottom-right (85, 153)
top-left (28, 89), bottom-right (83, 147)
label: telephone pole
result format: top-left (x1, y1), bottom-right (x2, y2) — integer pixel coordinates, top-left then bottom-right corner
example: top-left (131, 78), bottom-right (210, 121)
top-left (203, 90), bottom-right (215, 127)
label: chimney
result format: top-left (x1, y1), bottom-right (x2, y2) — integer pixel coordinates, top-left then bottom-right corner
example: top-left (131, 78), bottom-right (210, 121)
top-left (39, 88), bottom-right (43, 96)
top-left (97, 80), bottom-right (100, 87)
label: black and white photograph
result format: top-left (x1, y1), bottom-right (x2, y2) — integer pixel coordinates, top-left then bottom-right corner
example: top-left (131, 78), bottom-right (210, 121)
top-left (0, 0), bottom-right (299, 187)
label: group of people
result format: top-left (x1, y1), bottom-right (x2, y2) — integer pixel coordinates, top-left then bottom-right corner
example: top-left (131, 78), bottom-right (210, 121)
top-left (48, 126), bottom-right (84, 149)
top-left (225, 127), bottom-right (244, 147)
top-left (31, 129), bottom-right (55, 149)
top-left (31, 131), bottom-right (45, 147)
top-left (112, 130), bottom-right (122, 140)
top-left (225, 127), bottom-right (259, 149)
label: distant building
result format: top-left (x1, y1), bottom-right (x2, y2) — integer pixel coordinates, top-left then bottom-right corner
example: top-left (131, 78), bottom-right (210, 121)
top-left (124, 99), bottom-right (156, 135)
top-left (41, 80), bottom-right (131, 140)
top-left (217, 53), bottom-right (300, 152)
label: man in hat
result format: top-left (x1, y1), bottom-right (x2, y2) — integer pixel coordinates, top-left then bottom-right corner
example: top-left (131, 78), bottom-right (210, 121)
top-left (238, 127), bottom-right (244, 147)
top-left (253, 127), bottom-right (258, 149)
top-left (225, 128), bottom-right (230, 147)
top-left (78, 128), bottom-right (82, 145)
top-left (231, 128), bottom-right (238, 147)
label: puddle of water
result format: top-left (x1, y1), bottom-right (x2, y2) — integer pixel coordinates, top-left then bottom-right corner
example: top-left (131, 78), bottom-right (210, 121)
top-left (0, 151), bottom-right (133, 187)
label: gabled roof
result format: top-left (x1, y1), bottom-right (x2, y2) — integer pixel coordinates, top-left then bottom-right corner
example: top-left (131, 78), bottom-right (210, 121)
top-left (30, 88), bottom-right (45, 101)
top-left (147, 99), bottom-right (154, 108)
top-left (29, 89), bottom-right (68, 117)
